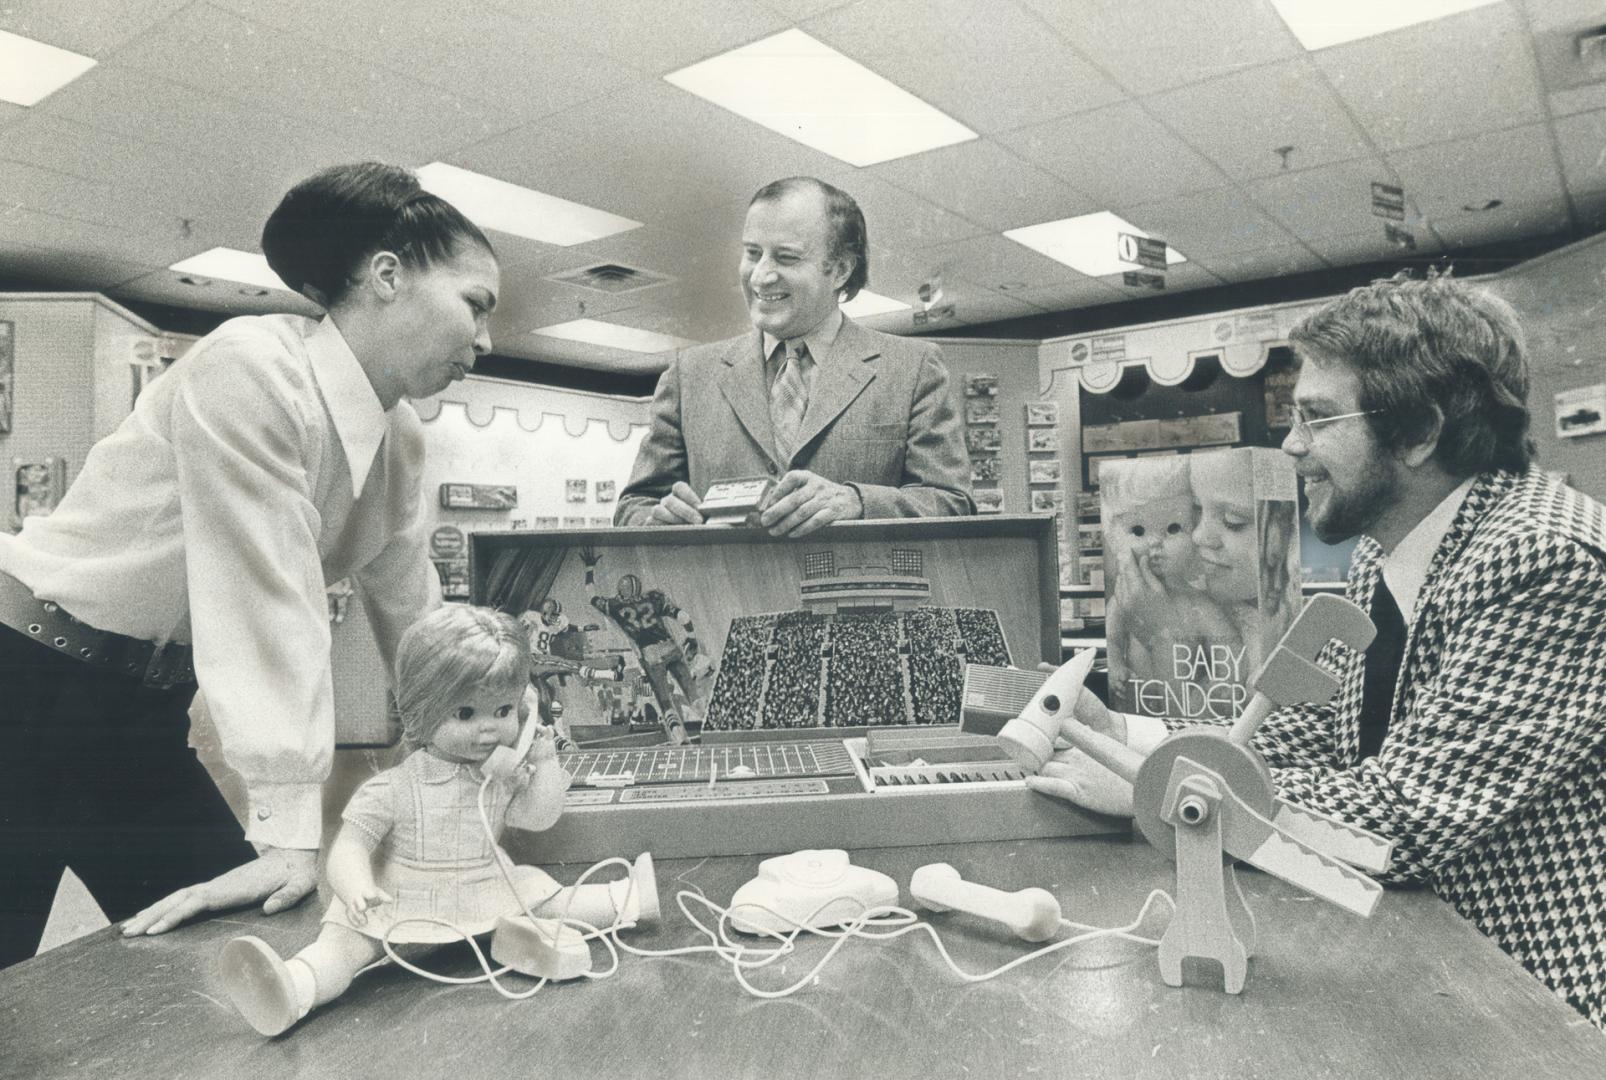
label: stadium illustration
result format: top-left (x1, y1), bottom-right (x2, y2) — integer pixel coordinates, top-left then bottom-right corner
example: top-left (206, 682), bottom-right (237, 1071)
top-left (703, 547), bottom-right (1011, 730)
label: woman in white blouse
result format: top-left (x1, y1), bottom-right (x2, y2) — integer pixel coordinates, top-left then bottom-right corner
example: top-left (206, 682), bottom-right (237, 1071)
top-left (0, 162), bottom-right (500, 966)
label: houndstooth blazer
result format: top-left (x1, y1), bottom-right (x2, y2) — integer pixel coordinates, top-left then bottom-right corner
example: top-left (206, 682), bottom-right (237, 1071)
top-left (1255, 467), bottom-right (1606, 1027)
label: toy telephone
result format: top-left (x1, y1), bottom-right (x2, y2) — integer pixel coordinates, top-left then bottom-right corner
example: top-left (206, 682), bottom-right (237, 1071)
top-left (484, 695), bottom-right (543, 779)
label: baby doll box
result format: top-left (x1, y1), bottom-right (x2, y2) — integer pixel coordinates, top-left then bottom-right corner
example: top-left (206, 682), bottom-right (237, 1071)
top-left (1099, 448), bottom-right (1300, 723)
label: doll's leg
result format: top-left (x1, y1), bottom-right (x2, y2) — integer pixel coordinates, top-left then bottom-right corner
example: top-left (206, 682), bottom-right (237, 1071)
top-left (528, 853), bottom-right (660, 928)
top-left (293, 923), bottom-right (386, 1008)
top-left (219, 924), bottom-right (381, 1037)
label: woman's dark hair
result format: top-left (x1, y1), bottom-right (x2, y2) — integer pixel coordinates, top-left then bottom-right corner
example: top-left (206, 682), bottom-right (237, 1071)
top-left (1288, 270), bottom-right (1535, 475)
top-left (749, 176), bottom-right (869, 301)
top-left (261, 162), bottom-right (493, 308)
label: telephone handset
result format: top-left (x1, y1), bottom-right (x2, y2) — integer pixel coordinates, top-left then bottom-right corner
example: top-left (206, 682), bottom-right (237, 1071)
top-left (483, 691), bottom-right (543, 779)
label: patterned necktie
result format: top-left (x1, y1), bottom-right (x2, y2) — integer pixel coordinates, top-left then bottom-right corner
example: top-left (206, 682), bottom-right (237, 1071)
top-left (770, 340), bottom-right (810, 462)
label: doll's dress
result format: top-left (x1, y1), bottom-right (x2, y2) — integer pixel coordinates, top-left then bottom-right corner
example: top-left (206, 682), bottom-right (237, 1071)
top-left (323, 749), bottom-right (562, 943)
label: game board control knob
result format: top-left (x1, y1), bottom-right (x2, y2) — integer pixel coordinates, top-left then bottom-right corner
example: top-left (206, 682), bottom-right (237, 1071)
top-left (910, 863), bottom-right (1063, 942)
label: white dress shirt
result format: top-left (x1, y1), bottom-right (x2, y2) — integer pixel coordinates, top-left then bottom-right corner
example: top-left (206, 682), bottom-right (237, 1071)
top-left (0, 314), bottom-right (439, 849)
top-left (1380, 476), bottom-right (1476, 624)
top-left (762, 304), bottom-right (844, 393)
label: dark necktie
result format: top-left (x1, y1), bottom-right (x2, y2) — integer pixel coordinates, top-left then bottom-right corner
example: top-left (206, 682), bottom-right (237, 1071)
top-left (1357, 578), bottom-right (1406, 760)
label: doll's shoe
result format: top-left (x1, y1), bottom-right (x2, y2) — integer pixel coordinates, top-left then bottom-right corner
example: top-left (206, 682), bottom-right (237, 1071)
top-left (631, 852), bottom-right (661, 926)
top-left (219, 936), bottom-right (301, 1036)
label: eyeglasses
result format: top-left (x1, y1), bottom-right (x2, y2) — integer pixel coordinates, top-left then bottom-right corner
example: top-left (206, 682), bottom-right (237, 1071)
top-left (1286, 405), bottom-right (1382, 441)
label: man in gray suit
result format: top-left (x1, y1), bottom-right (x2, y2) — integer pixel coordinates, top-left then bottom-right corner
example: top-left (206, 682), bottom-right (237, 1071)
top-left (614, 177), bottom-right (973, 537)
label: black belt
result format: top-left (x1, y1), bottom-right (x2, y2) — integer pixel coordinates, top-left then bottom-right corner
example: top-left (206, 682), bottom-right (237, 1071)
top-left (0, 570), bottom-right (196, 688)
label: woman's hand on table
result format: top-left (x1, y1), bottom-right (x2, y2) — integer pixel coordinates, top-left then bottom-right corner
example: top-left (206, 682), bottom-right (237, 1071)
top-left (121, 845), bottom-right (319, 936)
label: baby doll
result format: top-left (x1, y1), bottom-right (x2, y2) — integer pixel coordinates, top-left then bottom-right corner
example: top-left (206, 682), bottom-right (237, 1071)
top-left (219, 604), bottom-right (659, 1037)
top-left (1101, 458), bottom-right (1239, 711)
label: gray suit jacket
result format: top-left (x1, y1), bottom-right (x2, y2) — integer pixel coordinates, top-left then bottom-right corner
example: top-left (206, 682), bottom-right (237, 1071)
top-left (615, 317), bottom-right (973, 525)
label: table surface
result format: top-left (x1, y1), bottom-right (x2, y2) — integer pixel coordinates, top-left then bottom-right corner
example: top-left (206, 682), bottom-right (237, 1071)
top-left (4, 836), bottom-right (1603, 1080)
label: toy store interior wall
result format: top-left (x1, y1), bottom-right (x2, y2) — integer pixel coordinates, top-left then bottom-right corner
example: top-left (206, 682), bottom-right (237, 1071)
top-left (1482, 230), bottom-right (1606, 502)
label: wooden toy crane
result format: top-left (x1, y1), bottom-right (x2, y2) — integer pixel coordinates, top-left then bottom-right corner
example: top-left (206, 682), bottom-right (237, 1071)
top-left (1003, 595), bottom-right (1395, 994)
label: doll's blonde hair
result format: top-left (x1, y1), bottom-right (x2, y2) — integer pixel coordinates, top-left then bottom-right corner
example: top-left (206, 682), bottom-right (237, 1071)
top-left (1100, 456), bottom-right (1191, 516)
top-left (395, 604), bottom-right (530, 750)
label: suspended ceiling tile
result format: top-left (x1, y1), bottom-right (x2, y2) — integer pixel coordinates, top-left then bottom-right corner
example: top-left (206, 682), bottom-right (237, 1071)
top-left (1195, 242), bottom-right (1327, 284)
top-left (0, 205), bottom-right (198, 270)
top-left (0, 0), bottom-right (189, 56)
top-left (1313, 3), bottom-right (1543, 153)
top-left (0, 112), bottom-right (353, 243)
top-left (1008, 277), bottom-right (1127, 313)
top-left (208, 0), bottom-right (624, 119)
top-left (1145, 56), bottom-right (1372, 182)
top-left (870, 140), bottom-right (1098, 233)
top-left (103, 4), bottom-right (504, 157)
top-left (917, 233), bottom-right (1102, 293)
top-left (863, 245), bottom-right (965, 302)
top-left (1249, 157), bottom-right (1402, 242)
top-left (1302, 227), bottom-right (1444, 269)
top-left (997, 101), bottom-right (1229, 207)
top-left (1429, 196), bottom-right (1572, 249)
top-left (806, 0), bottom-right (1125, 136)
top-left (533, 225), bottom-right (728, 292)
top-left (36, 62), bottom-right (409, 170)
top-left (447, 144), bottom-right (724, 239)
top-left (487, 0), bottom-right (791, 76)
top-left (1123, 188), bottom-right (1298, 258)
top-left (946, 287), bottom-right (1049, 325)
top-left (814, 169), bottom-right (992, 249)
top-left (1553, 108), bottom-right (1606, 203)
top-left (1550, 84), bottom-right (1606, 117)
top-left (492, 273), bottom-right (643, 328)
top-left (1386, 124), bottom-right (1565, 216)
top-left (762, 0), bottom-right (858, 17)
top-left (597, 296), bottom-right (742, 347)
top-left (1017, 0), bottom-right (1301, 95)
top-left (523, 79), bottom-right (849, 209)
top-left (0, 160), bottom-right (116, 226)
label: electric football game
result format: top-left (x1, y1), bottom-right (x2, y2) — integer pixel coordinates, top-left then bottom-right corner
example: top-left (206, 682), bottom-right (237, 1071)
top-left (217, 517), bottom-right (1392, 1035)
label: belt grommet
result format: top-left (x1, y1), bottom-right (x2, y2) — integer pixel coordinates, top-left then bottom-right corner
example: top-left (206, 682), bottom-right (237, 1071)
top-left (27, 623), bottom-right (40, 634)
top-left (42, 602), bottom-right (57, 613)
top-left (79, 647), bottom-right (91, 658)
top-left (53, 636), bottom-right (67, 648)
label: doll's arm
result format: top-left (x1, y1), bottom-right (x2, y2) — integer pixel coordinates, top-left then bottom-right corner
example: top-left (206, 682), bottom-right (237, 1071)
top-left (325, 828), bottom-right (392, 927)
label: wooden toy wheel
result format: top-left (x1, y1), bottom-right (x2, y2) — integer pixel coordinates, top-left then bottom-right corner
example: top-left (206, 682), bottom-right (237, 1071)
top-left (1131, 729), bottom-right (1275, 857)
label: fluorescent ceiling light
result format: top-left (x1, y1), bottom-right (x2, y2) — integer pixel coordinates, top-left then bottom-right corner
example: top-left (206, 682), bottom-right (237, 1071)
top-left (0, 30), bottom-right (96, 107)
top-left (1005, 212), bottom-right (1187, 278)
top-left (168, 248), bottom-right (292, 292)
top-left (840, 289), bottom-right (910, 319)
top-left (1270, 0), bottom-right (1500, 51)
top-left (533, 319), bottom-right (696, 354)
top-left (664, 29), bottom-right (976, 167)
top-left (416, 163), bottom-right (641, 246)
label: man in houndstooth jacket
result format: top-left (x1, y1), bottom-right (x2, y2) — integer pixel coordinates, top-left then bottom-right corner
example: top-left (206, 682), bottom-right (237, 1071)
top-left (1033, 273), bottom-right (1605, 1028)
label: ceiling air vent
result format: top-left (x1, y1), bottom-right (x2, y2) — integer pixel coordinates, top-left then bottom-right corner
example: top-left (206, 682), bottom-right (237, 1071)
top-left (546, 262), bottom-right (672, 295)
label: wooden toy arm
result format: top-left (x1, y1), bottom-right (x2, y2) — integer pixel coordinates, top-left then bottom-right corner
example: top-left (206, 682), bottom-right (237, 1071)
top-left (1231, 595), bottom-right (1377, 746)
